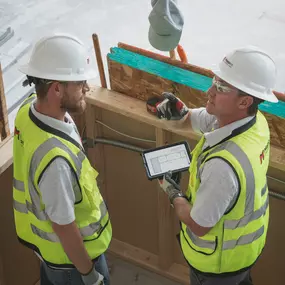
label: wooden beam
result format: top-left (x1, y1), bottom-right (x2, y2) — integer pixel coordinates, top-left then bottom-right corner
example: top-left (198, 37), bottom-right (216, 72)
top-left (86, 87), bottom-right (199, 141)
top-left (108, 238), bottom-right (189, 285)
top-left (169, 50), bottom-right (176, 60)
top-left (92, 34), bottom-right (107, 88)
top-left (156, 128), bottom-right (174, 270)
top-left (85, 104), bottom-right (108, 201)
top-left (118, 42), bottom-right (213, 78)
top-left (0, 63), bottom-right (10, 141)
top-left (85, 87), bottom-right (285, 173)
top-left (0, 135), bottom-right (13, 175)
top-left (107, 58), bottom-right (285, 151)
top-left (0, 256), bottom-right (6, 285)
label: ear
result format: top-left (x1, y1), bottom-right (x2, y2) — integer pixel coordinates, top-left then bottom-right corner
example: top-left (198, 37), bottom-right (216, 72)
top-left (238, 96), bottom-right (253, 111)
top-left (49, 82), bottom-right (63, 99)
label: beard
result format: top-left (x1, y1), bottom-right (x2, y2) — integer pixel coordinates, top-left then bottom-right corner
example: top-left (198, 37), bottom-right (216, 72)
top-left (60, 91), bottom-right (86, 115)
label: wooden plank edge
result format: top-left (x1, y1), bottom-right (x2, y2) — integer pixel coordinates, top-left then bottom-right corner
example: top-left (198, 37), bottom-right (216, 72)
top-left (117, 42), bottom-right (214, 78)
top-left (86, 87), bottom-right (199, 141)
top-left (108, 238), bottom-right (189, 285)
top-left (0, 135), bottom-right (13, 175)
top-left (156, 128), bottom-right (174, 270)
top-left (86, 86), bottom-right (285, 173)
top-left (117, 43), bottom-right (285, 103)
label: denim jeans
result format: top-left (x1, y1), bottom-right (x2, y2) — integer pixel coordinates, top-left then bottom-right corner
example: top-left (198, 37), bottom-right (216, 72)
top-left (40, 254), bottom-right (110, 285)
top-left (190, 268), bottom-right (253, 285)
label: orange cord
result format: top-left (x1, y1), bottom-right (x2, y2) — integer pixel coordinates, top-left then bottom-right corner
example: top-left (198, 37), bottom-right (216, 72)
top-left (177, 44), bottom-right (188, 63)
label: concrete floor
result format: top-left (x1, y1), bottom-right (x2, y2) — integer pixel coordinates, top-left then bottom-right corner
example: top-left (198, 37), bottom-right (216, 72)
top-left (107, 255), bottom-right (181, 285)
top-left (34, 255), bottom-right (183, 285)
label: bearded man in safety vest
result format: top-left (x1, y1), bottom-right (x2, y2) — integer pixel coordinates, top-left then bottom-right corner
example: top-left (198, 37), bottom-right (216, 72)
top-left (13, 34), bottom-right (112, 285)
top-left (157, 46), bottom-right (278, 285)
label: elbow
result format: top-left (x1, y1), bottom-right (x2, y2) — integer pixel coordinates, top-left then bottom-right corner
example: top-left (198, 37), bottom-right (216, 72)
top-left (192, 228), bottom-right (208, 237)
top-left (186, 218), bottom-right (212, 237)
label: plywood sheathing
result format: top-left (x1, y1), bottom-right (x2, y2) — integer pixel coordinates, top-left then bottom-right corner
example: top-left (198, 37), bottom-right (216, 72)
top-left (108, 45), bottom-right (285, 150)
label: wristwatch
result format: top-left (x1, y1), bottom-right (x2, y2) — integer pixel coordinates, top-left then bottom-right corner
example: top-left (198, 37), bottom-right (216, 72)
top-left (170, 192), bottom-right (188, 207)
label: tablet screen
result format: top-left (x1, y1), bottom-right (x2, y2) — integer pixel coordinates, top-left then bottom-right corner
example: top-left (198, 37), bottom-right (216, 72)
top-left (143, 143), bottom-right (191, 177)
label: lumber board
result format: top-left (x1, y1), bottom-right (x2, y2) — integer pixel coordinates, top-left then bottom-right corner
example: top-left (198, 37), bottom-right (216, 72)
top-left (86, 87), bottom-right (199, 141)
top-left (0, 63), bottom-right (10, 141)
top-left (85, 87), bottom-right (285, 173)
top-left (85, 104), bottom-right (108, 201)
top-left (0, 135), bottom-right (13, 175)
top-left (108, 238), bottom-right (189, 285)
top-left (118, 42), bottom-right (214, 78)
top-left (118, 42), bottom-right (285, 103)
top-left (107, 57), bottom-right (285, 150)
top-left (156, 128), bottom-right (174, 270)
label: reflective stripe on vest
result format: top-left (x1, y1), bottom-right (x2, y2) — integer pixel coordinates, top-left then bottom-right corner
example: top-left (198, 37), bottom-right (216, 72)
top-left (13, 178), bottom-right (25, 192)
top-left (13, 136), bottom-right (108, 240)
top-left (186, 140), bottom-right (268, 250)
top-left (14, 197), bottom-right (108, 241)
top-left (28, 137), bottom-right (84, 220)
top-left (20, 95), bottom-right (35, 109)
top-left (29, 201), bottom-right (108, 242)
top-left (222, 225), bottom-right (265, 250)
top-left (186, 228), bottom-right (216, 250)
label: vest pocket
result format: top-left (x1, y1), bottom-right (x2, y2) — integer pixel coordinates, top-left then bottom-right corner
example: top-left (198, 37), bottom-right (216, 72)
top-left (183, 226), bottom-right (217, 255)
top-left (80, 166), bottom-right (101, 209)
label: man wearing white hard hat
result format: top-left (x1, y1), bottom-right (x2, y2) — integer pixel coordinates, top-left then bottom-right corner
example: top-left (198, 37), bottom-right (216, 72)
top-left (157, 46), bottom-right (277, 285)
top-left (13, 34), bottom-right (112, 285)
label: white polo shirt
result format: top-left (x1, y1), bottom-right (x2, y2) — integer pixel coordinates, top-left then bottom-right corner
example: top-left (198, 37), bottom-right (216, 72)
top-left (190, 108), bottom-right (254, 227)
top-left (30, 101), bottom-right (82, 225)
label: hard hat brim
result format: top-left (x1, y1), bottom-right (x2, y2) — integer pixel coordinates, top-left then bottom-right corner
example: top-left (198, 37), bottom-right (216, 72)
top-left (19, 64), bottom-right (97, 82)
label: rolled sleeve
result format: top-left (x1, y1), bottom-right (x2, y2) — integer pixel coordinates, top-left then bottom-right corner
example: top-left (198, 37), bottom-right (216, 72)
top-left (39, 158), bottom-right (76, 225)
top-left (190, 158), bottom-right (239, 227)
top-left (190, 108), bottom-right (217, 134)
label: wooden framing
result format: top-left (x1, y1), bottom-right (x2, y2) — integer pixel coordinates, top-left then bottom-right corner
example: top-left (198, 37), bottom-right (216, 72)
top-left (85, 87), bottom-right (285, 285)
top-left (1, 38), bottom-right (285, 284)
top-left (86, 87), bottom-right (285, 173)
top-left (108, 44), bottom-right (285, 151)
top-left (0, 63), bottom-right (10, 142)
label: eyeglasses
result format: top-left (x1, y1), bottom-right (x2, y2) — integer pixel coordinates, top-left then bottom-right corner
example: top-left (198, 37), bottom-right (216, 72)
top-left (212, 77), bottom-right (236, 93)
top-left (46, 80), bottom-right (87, 85)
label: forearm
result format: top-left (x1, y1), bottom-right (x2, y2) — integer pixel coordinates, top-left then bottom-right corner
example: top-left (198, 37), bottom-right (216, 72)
top-left (52, 221), bottom-right (93, 274)
top-left (173, 197), bottom-right (193, 225)
top-left (173, 197), bottom-right (211, 237)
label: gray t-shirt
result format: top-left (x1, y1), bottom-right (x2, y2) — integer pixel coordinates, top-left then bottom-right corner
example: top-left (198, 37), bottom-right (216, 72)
top-left (31, 102), bottom-right (81, 225)
top-left (190, 108), bottom-right (254, 227)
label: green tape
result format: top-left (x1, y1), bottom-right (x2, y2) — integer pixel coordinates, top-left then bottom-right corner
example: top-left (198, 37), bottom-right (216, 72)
top-left (108, 47), bottom-right (285, 119)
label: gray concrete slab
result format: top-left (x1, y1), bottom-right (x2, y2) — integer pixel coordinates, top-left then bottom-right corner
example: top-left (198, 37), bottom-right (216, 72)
top-left (107, 255), bottom-right (182, 285)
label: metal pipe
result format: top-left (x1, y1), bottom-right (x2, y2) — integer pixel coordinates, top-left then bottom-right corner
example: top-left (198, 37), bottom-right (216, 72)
top-left (85, 138), bottom-right (285, 201)
top-left (93, 138), bottom-right (145, 153)
top-left (269, 191), bottom-right (285, 201)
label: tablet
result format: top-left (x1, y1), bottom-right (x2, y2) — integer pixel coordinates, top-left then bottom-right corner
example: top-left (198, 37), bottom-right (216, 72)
top-left (142, 141), bottom-right (191, 180)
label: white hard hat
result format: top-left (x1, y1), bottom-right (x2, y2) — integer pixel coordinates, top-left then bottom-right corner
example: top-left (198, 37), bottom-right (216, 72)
top-left (213, 46), bottom-right (278, 103)
top-left (19, 34), bottom-right (97, 81)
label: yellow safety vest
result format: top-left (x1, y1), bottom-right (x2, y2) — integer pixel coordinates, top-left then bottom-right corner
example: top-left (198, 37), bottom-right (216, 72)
top-left (179, 111), bottom-right (269, 275)
top-left (13, 94), bottom-right (112, 268)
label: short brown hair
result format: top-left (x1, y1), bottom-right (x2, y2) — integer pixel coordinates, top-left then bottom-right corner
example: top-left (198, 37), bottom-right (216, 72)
top-left (23, 76), bottom-right (52, 100)
top-left (34, 80), bottom-right (52, 101)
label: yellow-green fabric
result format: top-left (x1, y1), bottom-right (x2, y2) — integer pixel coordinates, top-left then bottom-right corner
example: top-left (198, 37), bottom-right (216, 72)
top-left (13, 94), bottom-right (112, 267)
top-left (179, 111), bottom-right (269, 274)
